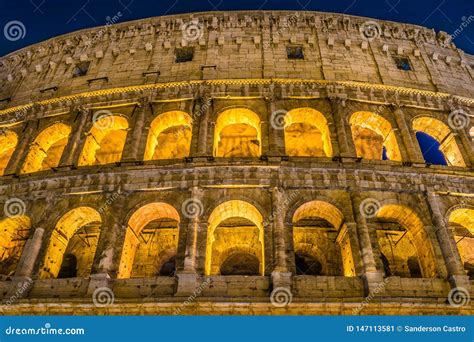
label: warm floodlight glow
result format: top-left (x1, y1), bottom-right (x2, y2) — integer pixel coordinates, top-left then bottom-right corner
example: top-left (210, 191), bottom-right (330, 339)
top-left (284, 108), bottom-right (333, 157)
top-left (214, 108), bottom-right (261, 158)
top-left (21, 123), bottom-right (71, 173)
top-left (413, 117), bottom-right (466, 167)
top-left (118, 202), bottom-right (180, 279)
top-left (144, 111), bottom-right (192, 160)
top-left (350, 111), bottom-right (402, 161)
top-left (40, 207), bottom-right (101, 279)
top-left (206, 200), bottom-right (264, 275)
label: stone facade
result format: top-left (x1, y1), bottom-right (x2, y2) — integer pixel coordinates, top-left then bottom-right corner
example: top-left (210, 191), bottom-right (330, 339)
top-left (0, 11), bottom-right (473, 315)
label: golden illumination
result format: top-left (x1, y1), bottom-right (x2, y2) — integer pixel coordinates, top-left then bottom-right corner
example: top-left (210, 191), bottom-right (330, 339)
top-left (144, 111), bottom-right (192, 160)
top-left (206, 200), bottom-right (264, 275)
top-left (214, 108), bottom-right (261, 158)
top-left (0, 215), bottom-right (31, 276)
top-left (350, 111), bottom-right (402, 161)
top-left (375, 204), bottom-right (437, 278)
top-left (40, 207), bottom-right (101, 278)
top-left (293, 201), bottom-right (355, 276)
top-left (1, 79), bottom-right (473, 119)
top-left (21, 123), bottom-right (71, 174)
top-left (448, 208), bottom-right (474, 277)
top-left (118, 202), bottom-right (180, 279)
top-left (78, 115), bottom-right (128, 166)
top-left (284, 108), bottom-right (333, 157)
top-left (413, 117), bottom-right (466, 167)
top-left (0, 130), bottom-right (18, 175)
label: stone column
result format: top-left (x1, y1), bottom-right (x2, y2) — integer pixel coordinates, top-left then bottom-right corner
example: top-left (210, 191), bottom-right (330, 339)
top-left (122, 98), bottom-right (151, 162)
top-left (176, 187), bottom-right (205, 295)
top-left (455, 128), bottom-right (474, 166)
top-left (426, 192), bottom-right (469, 289)
top-left (392, 106), bottom-right (425, 164)
top-left (329, 97), bottom-right (356, 159)
top-left (86, 190), bottom-right (127, 296)
top-left (350, 191), bottom-right (384, 295)
top-left (4, 121), bottom-right (36, 175)
top-left (267, 97), bottom-right (286, 157)
top-left (5, 227), bottom-right (45, 300)
top-left (270, 187), bottom-right (292, 289)
top-left (196, 97), bottom-right (212, 157)
top-left (59, 106), bottom-right (89, 167)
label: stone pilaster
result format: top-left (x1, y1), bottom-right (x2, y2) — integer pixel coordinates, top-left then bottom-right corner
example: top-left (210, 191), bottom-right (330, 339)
top-left (4, 121), bottom-right (36, 175)
top-left (426, 192), bottom-right (470, 289)
top-left (5, 227), bottom-right (45, 301)
top-left (196, 97), bottom-right (212, 157)
top-left (392, 106), bottom-right (425, 164)
top-left (59, 106), bottom-right (89, 167)
top-left (329, 97), bottom-right (356, 159)
top-left (266, 97), bottom-right (286, 157)
top-left (176, 187), bottom-right (205, 295)
top-left (122, 98), bottom-right (151, 162)
top-left (350, 192), bottom-right (384, 295)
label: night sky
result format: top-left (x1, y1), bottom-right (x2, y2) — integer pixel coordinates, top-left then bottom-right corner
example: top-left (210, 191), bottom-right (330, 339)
top-left (1, 0), bottom-right (472, 165)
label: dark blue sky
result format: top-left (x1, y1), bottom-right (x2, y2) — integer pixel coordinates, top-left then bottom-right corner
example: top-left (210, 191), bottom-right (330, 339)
top-left (0, 0), bottom-right (473, 57)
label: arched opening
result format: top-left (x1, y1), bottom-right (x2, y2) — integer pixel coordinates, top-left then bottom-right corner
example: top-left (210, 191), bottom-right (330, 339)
top-left (448, 208), bottom-right (474, 279)
top-left (294, 252), bottom-right (323, 275)
top-left (413, 117), bottom-right (465, 167)
top-left (213, 108), bottom-right (261, 158)
top-left (292, 200), bottom-right (355, 276)
top-left (220, 252), bottom-right (260, 275)
top-left (206, 200), bottom-right (265, 275)
top-left (350, 111), bottom-right (402, 161)
top-left (78, 115), bottom-right (129, 166)
top-left (40, 207), bottom-right (102, 279)
top-left (0, 216), bottom-right (31, 276)
top-left (57, 253), bottom-right (78, 278)
top-left (415, 132), bottom-right (447, 165)
top-left (118, 202), bottom-right (180, 279)
top-left (21, 123), bottom-right (71, 174)
top-left (144, 111), bottom-right (193, 160)
top-left (284, 108), bottom-right (333, 157)
top-left (0, 130), bottom-right (18, 175)
top-left (374, 204), bottom-right (437, 278)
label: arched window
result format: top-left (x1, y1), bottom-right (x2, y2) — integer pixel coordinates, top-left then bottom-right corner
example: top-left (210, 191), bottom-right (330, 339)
top-left (350, 111), bottom-right (402, 161)
top-left (0, 216), bottom-right (31, 276)
top-left (292, 200), bottom-right (355, 276)
top-left (448, 208), bottom-right (474, 279)
top-left (413, 117), bottom-right (465, 167)
top-left (374, 204), bottom-right (437, 278)
top-left (21, 123), bottom-right (71, 174)
top-left (0, 130), bottom-right (18, 175)
top-left (206, 200), bottom-right (264, 275)
top-left (40, 207), bottom-right (101, 279)
top-left (144, 111), bottom-right (192, 160)
top-left (118, 202), bottom-right (179, 279)
top-left (214, 108), bottom-right (261, 158)
top-left (284, 108), bottom-right (332, 157)
top-left (78, 115), bottom-right (128, 166)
